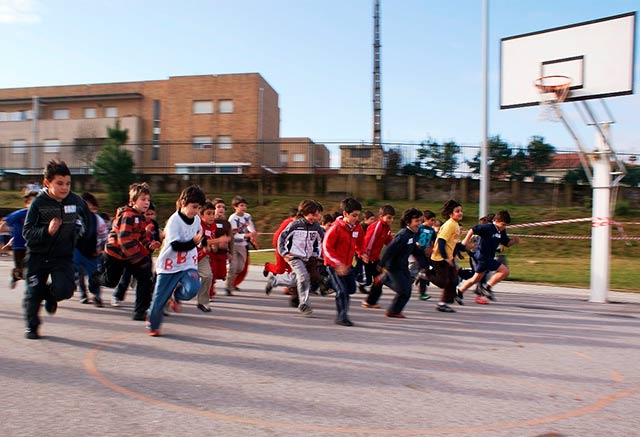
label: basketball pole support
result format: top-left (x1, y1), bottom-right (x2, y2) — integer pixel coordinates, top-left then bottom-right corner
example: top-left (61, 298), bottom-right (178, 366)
top-left (551, 102), bottom-right (625, 303)
top-left (589, 125), bottom-right (612, 303)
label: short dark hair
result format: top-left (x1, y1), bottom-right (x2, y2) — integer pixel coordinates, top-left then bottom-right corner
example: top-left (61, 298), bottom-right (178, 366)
top-left (478, 213), bottom-right (495, 224)
top-left (341, 197), bottom-right (362, 214)
top-left (201, 201), bottom-right (215, 213)
top-left (82, 192), bottom-right (98, 207)
top-left (178, 185), bottom-right (206, 209)
top-left (321, 213), bottom-right (334, 225)
top-left (212, 197), bottom-right (226, 207)
top-left (23, 190), bottom-right (39, 200)
top-left (232, 195), bottom-right (248, 207)
top-left (400, 208), bottom-right (423, 228)
top-left (494, 210), bottom-right (511, 224)
top-left (423, 209), bottom-right (436, 220)
top-left (297, 199), bottom-right (322, 217)
top-left (379, 204), bottom-right (395, 217)
top-left (441, 199), bottom-right (462, 220)
top-left (148, 201), bottom-right (156, 211)
top-left (44, 159), bottom-right (70, 181)
top-left (363, 210), bottom-right (375, 219)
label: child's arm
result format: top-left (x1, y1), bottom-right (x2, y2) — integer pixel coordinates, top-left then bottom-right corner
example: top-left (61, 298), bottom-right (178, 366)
top-left (460, 228), bottom-right (475, 247)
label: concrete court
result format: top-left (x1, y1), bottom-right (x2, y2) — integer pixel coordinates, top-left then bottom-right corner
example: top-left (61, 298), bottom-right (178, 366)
top-left (1, 256), bottom-right (639, 437)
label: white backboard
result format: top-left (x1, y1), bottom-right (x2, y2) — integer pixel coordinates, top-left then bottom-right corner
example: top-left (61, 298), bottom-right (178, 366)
top-left (500, 12), bottom-right (636, 109)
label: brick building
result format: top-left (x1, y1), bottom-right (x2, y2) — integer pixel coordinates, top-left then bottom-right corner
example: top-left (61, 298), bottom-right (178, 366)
top-left (0, 74), bottom-right (328, 175)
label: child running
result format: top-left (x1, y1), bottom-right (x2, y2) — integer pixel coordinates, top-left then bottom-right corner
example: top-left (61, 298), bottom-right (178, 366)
top-left (323, 197), bottom-right (366, 326)
top-left (0, 190), bottom-right (37, 290)
top-left (277, 200), bottom-right (324, 316)
top-left (22, 160), bottom-right (93, 339)
top-left (431, 200), bottom-right (464, 313)
top-left (147, 185), bottom-right (207, 336)
top-left (373, 208), bottom-right (423, 318)
top-left (457, 210), bottom-right (520, 302)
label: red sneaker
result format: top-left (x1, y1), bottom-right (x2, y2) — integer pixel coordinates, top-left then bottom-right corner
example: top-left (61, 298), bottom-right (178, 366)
top-left (475, 295), bottom-right (489, 305)
top-left (148, 329), bottom-right (161, 337)
top-left (385, 311), bottom-right (406, 318)
top-left (169, 298), bottom-right (182, 313)
top-left (361, 301), bottom-right (381, 309)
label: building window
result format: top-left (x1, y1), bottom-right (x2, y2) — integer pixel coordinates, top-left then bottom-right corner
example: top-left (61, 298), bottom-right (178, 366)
top-left (105, 107), bottom-right (118, 118)
top-left (52, 109), bottom-right (70, 120)
top-left (292, 153), bottom-right (306, 163)
top-left (217, 135), bottom-right (232, 149)
top-left (350, 148), bottom-right (371, 158)
top-left (44, 139), bottom-right (61, 153)
top-left (218, 99), bottom-right (233, 113)
top-left (0, 112), bottom-right (7, 122)
top-left (279, 151), bottom-right (288, 165)
top-left (192, 136), bottom-right (213, 150)
top-left (193, 100), bottom-right (213, 114)
top-left (11, 139), bottom-right (27, 154)
top-left (84, 108), bottom-right (97, 118)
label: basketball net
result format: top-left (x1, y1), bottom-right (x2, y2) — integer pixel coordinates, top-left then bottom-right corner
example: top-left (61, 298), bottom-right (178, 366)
top-left (535, 75), bottom-right (572, 122)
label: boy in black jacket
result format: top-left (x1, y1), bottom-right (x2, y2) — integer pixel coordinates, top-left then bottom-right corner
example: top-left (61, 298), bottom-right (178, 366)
top-left (22, 160), bottom-right (93, 339)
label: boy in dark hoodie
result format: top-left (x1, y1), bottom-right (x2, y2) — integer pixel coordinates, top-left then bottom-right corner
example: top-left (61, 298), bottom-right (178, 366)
top-left (22, 160), bottom-right (93, 339)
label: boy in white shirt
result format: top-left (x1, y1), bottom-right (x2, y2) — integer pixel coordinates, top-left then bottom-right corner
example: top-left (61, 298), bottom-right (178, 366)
top-left (225, 196), bottom-right (257, 295)
top-left (146, 185), bottom-right (206, 336)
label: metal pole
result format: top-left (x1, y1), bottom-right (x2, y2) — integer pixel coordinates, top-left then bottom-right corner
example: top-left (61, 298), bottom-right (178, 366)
top-left (479, 0), bottom-right (489, 218)
top-left (589, 124), bottom-right (611, 303)
top-left (31, 96), bottom-right (39, 171)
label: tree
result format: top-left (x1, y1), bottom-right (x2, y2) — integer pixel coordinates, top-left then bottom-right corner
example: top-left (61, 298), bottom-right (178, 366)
top-left (93, 120), bottom-right (135, 204)
top-left (468, 135), bottom-right (513, 178)
top-left (527, 135), bottom-right (555, 174)
top-left (562, 167), bottom-right (589, 185)
top-left (417, 139), bottom-right (460, 177)
top-left (385, 148), bottom-right (402, 176)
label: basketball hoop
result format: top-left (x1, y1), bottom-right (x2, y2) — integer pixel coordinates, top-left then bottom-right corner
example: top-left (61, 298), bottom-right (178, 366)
top-left (535, 75), bottom-right (572, 122)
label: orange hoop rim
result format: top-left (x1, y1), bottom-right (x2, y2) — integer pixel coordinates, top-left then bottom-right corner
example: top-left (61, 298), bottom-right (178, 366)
top-left (534, 75), bottom-right (572, 101)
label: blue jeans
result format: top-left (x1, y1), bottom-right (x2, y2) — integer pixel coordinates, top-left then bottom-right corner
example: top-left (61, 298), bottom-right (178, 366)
top-left (148, 269), bottom-right (200, 331)
top-left (327, 266), bottom-right (356, 322)
top-left (73, 249), bottom-right (100, 298)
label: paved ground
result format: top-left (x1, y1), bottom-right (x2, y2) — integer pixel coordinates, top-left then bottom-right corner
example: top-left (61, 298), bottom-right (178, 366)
top-left (1, 256), bottom-right (639, 437)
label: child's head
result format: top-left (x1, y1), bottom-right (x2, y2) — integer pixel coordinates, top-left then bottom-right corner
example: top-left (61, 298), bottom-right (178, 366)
top-left (441, 199), bottom-right (463, 221)
top-left (145, 202), bottom-right (157, 221)
top-left (297, 199), bottom-right (322, 223)
top-left (200, 201), bottom-right (216, 224)
top-left (43, 160), bottom-right (71, 201)
top-left (423, 209), bottom-right (436, 226)
top-left (400, 208), bottom-right (423, 231)
top-left (362, 210), bottom-right (376, 225)
top-left (321, 213), bottom-right (335, 229)
top-left (478, 213), bottom-right (495, 225)
top-left (128, 182), bottom-right (152, 213)
top-left (82, 192), bottom-right (99, 214)
top-left (212, 198), bottom-right (227, 218)
top-left (493, 210), bottom-right (511, 230)
top-left (433, 219), bottom-right (443, 232)
top-left (378, 204), bottom-right (396, 224)
top-left (287, 207), bottom-right (298, 218)
top-left (23, 190), bottom-right (38, 207)
top-left (177, 185), bottom-right (206, 218)
top-left (231, 195), bottom-right (248, 215)
top-left (340, 197), bottom-right (362, 226)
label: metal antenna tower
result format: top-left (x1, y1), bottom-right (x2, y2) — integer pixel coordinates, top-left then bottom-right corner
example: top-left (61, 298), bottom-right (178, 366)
top-left (372, 0), bottom-right (381, 147)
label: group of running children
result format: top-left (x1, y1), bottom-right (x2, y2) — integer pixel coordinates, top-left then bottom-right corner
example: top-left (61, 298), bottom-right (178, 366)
top-left (2, 159), bottom-right (519, 339)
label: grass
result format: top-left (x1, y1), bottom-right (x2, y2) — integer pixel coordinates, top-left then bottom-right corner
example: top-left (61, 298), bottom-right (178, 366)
top-left (2, 190), bottom-right (638, 291)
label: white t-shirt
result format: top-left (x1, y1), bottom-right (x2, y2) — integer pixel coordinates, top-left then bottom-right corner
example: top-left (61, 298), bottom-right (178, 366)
top-left (228, 212), bottom-right (256, 247)
top-left (155, 212), bottom-right (201, 274)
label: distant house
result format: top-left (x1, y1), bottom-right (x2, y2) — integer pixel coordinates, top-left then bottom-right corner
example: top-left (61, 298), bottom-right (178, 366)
top-left (537, 153), bottom-right (584, 182)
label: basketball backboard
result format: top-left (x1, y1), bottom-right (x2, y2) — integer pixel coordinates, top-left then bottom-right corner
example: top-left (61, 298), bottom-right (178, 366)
top-left (500, 12), bottom-right (636, 109)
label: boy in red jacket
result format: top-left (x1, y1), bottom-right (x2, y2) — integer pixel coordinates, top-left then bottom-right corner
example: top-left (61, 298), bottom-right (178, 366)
top-left (322, 198), bottom-right (367, 326)
top-left (360, 205), bottom-right (395, 306)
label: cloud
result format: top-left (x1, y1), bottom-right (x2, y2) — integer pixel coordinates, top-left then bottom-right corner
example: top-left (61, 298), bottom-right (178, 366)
top-left (0, 0), bottom-right (42, 24)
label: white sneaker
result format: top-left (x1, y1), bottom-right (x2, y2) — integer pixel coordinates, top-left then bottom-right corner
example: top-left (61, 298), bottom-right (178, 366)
top-left (111, 296), bottom-right (120, 307)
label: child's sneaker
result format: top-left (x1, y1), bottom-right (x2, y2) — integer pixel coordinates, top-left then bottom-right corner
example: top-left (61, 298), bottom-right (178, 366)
top-left (419, 293), bottom-right (431, 301)
top-left (455, 289), bottom-right (465, 305)
top-left (110, 296), bottom-right (120, 307)
top-left (481, 283), bottom-right (496, 301)
top-left (169, 298), bottom-right (182, 313)
top-left (298, 304), bottom-right (313, 315)
top-left (148, 329), bottom-right (161, 337)
top-left (475, 295), bottom-right (489, 305)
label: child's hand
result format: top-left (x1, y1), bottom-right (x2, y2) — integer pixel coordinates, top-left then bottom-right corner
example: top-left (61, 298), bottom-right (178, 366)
top-left (48, 217), bottom-right (62, 236)
top-left (193, 230), bottom-right (204, 245)
top-left (149, 240), bottom-right (161, 250)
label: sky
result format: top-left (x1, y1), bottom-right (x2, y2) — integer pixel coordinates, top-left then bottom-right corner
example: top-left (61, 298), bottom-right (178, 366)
top-left (1, 0), bottom-right (638, 165)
